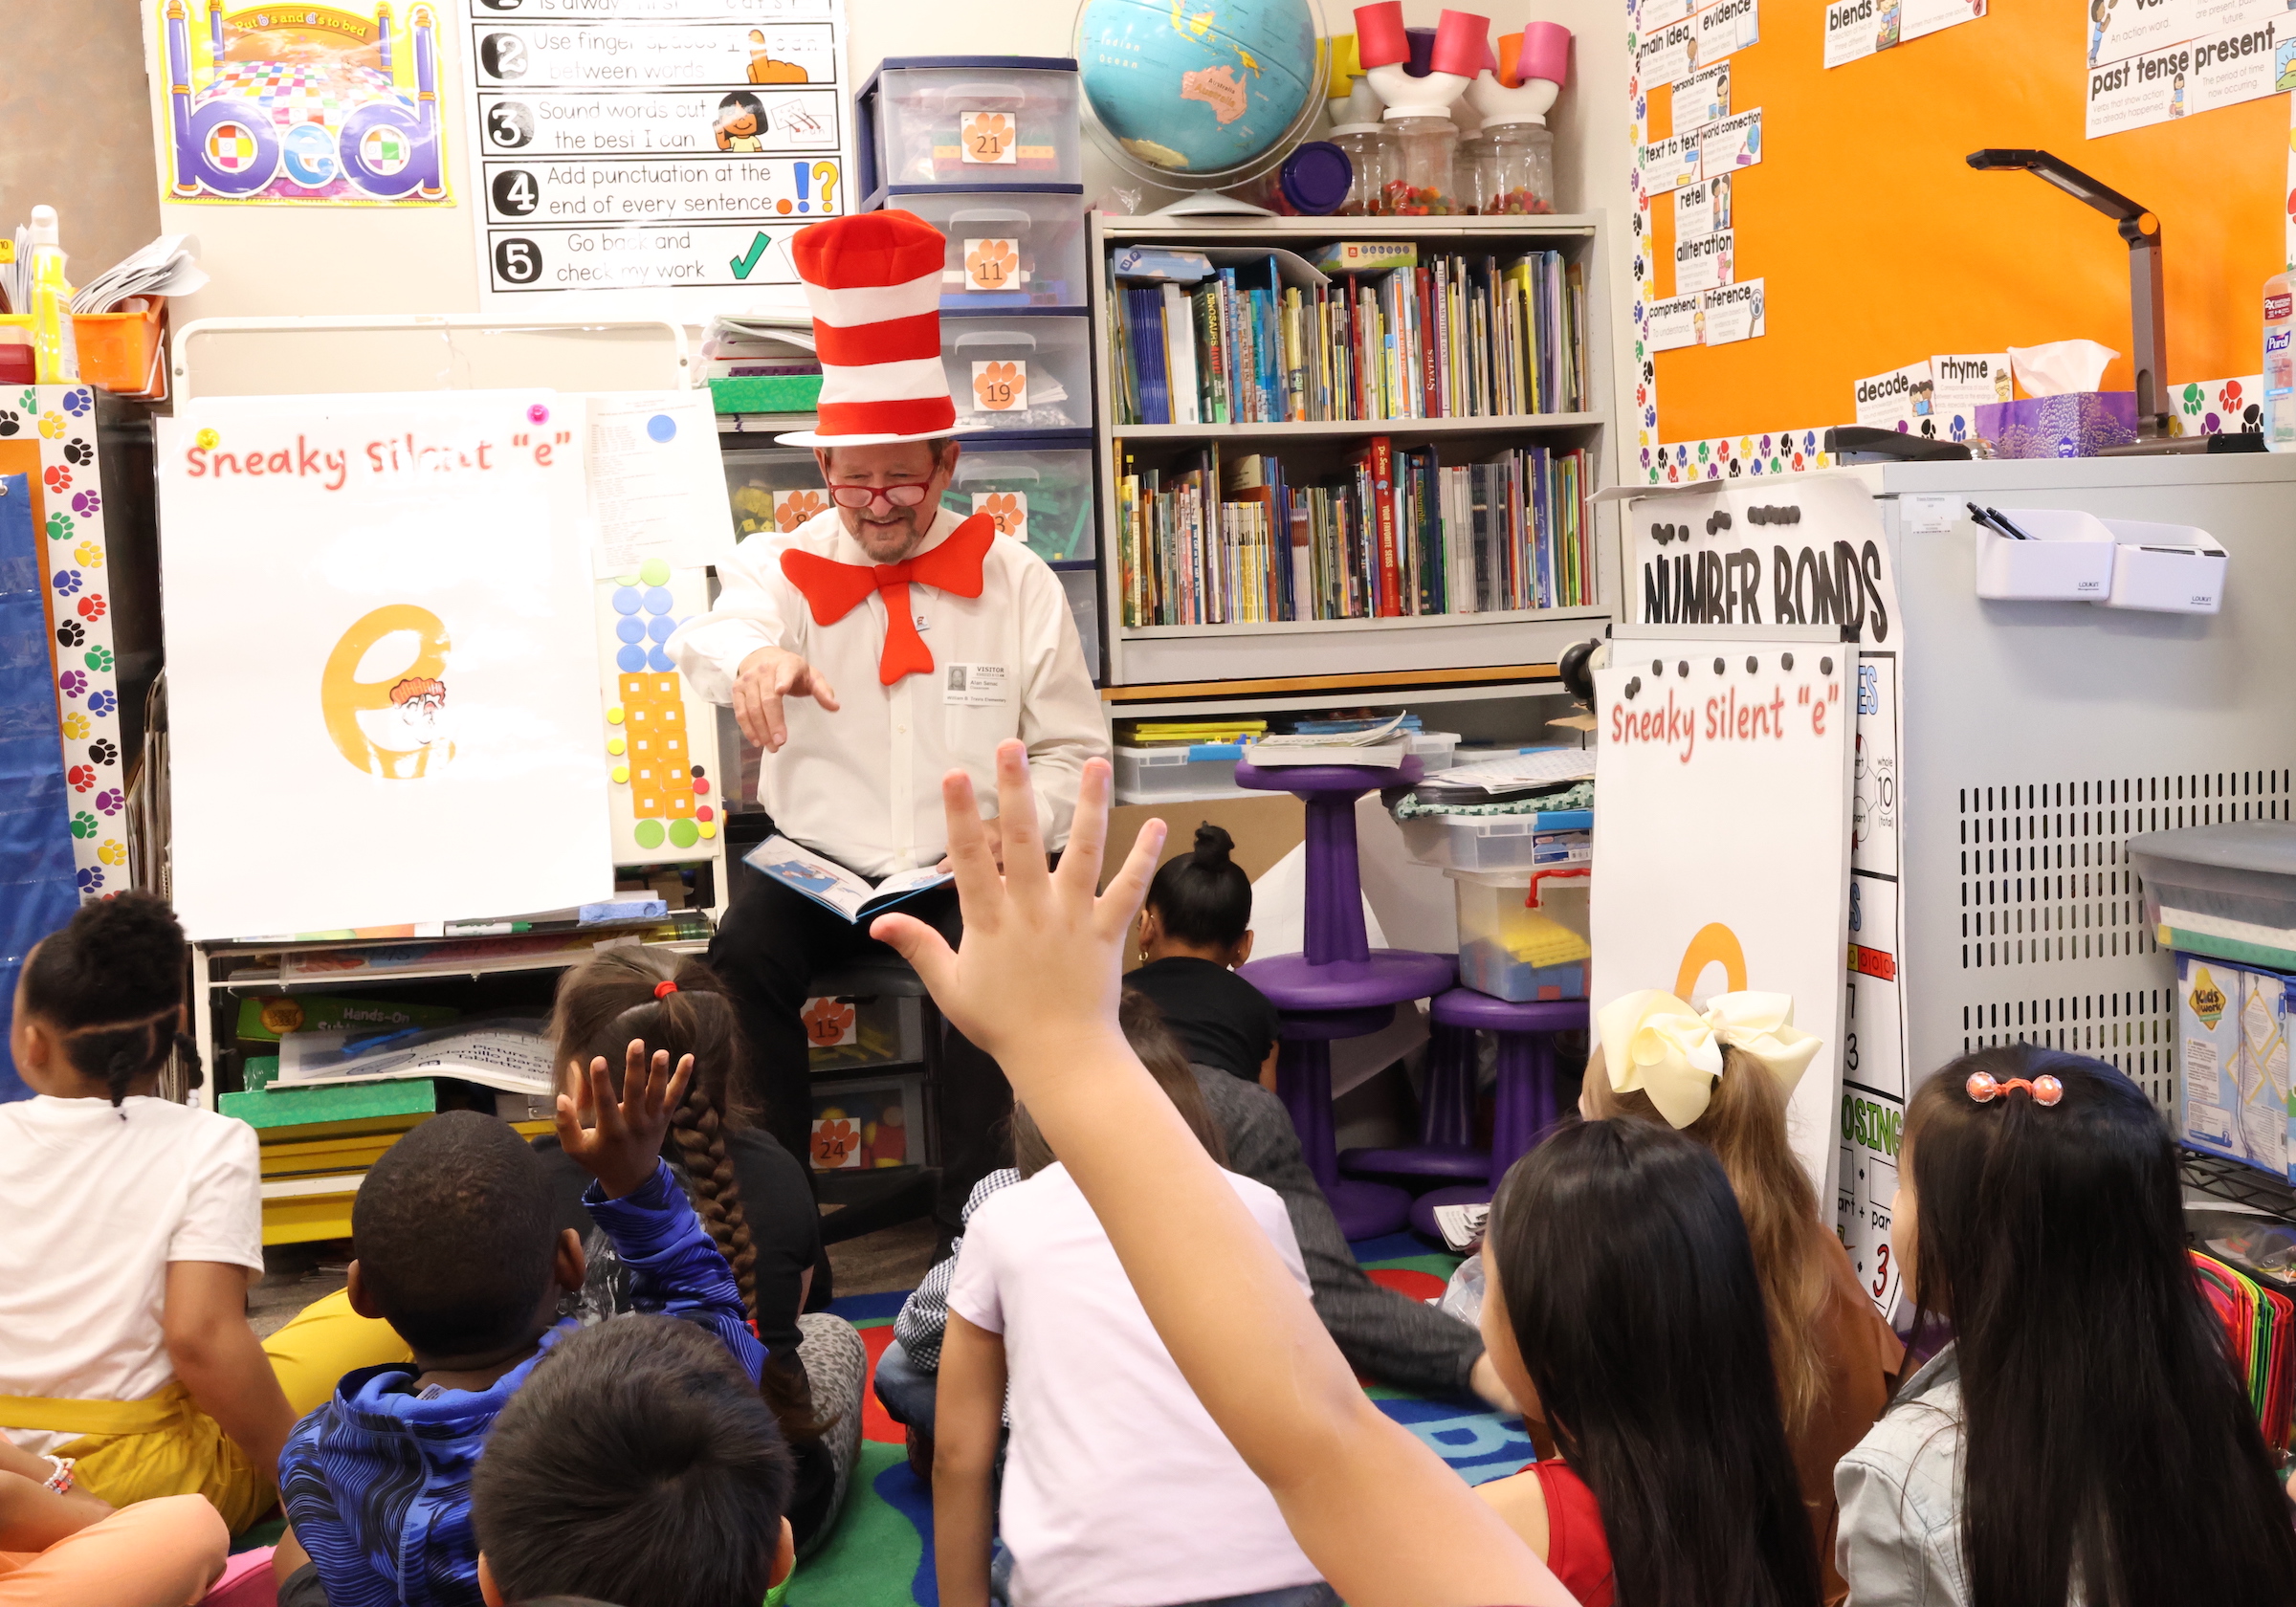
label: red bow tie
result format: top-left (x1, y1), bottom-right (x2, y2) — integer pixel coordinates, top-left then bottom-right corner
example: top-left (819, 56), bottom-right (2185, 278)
top-left (780, 514), bottom-right (996, 685)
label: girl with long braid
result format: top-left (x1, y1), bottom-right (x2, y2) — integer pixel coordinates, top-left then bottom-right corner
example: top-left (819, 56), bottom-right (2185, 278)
top-left (539, 946), bottom-right (867, 1557)
top-left (0, 894), bottom-right (408, 1531)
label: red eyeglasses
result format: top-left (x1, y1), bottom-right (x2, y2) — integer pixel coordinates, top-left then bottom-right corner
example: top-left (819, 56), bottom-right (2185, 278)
top-left (826, 481), bottom-right (934, 510)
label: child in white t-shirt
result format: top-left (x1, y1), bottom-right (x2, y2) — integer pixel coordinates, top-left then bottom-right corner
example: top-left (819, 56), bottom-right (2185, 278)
top-left (0, 894), bottom-right (405, 1531)
top-left (933, 1002), bottom-right (1336, 1607)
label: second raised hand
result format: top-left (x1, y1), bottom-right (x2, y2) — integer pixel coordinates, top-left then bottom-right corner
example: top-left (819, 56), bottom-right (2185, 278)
top-left (553, 1038), bottom-right (695, 1200)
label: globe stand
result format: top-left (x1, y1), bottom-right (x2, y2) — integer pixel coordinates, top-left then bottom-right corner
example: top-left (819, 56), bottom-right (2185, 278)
top-left (1150, 189), bottom-right (1276, 217)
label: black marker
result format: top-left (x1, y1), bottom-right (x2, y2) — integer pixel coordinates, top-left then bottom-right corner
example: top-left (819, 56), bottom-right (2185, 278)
top-left (1982, 506), bottom-right (2037, 541)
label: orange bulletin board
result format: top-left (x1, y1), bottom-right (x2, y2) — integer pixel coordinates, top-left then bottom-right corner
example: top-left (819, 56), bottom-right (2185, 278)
top-left (1641, 0), bottom-right (2293, 444)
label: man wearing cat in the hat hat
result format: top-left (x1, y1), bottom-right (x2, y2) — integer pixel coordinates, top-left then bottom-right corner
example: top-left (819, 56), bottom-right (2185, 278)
top-left (670, 209), bottom-right (1106, 1237)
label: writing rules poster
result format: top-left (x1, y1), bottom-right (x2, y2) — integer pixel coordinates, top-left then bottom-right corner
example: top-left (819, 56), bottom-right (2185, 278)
top-left (156, 391), bottom-right (612, 939)
top-left (1591, 634), bottom-right (1858, 1198)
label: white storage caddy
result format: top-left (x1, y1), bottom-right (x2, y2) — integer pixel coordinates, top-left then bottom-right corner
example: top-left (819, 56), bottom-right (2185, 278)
top-left (1974, 507), bottom-right (2225, 615)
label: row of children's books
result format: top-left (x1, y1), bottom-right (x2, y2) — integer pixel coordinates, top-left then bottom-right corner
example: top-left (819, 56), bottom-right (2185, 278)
top-left (1111, 251), bottom-right (1588, 428)
top-left (1115, 438), bottom-right (1598, 627)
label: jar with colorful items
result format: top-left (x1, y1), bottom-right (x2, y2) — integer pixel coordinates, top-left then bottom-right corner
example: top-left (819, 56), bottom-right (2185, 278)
top-left (1454, 126), bottom-right (1493, 214)
top-left (1329, 123), bottom-right (1400, 215)
top-left (1463, 21), bottom-right (1571, 216)
top-left (1479, 121), bottom-right (1555, 215)
top-left (1352, 2), bottom-right (1485, 215)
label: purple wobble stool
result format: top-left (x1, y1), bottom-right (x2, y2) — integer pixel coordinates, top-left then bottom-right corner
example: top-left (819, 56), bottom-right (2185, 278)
top-left (1232, 757), bottom-right (1457, 1240)
top-left (1402, 989), bottom-right (1590, 1240)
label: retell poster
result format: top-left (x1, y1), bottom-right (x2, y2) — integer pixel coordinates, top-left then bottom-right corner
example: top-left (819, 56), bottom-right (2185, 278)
top-left (153, 1), bottom-right (453, 205)
top-left (460, 0), bottom-right (854, 319)
top-left (156, 391), bottom-right (611, 939)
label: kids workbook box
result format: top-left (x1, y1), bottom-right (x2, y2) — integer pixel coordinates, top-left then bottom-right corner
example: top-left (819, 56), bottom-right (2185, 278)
top-left (744, 834), bottom-right (953, 923)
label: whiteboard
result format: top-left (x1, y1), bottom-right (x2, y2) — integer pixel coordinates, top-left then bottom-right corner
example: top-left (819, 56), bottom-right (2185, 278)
top-left (158, 390), bottom-right (613, 939)
top-left (1591, 627), bottom-right (1857, 1196)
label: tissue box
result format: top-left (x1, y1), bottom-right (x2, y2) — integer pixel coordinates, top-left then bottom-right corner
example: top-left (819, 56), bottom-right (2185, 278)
top-left (1974, 391), bottom-right (2138, 458)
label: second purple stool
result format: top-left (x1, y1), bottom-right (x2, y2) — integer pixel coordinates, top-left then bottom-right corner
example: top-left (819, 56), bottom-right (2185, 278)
top-left (1233, 757), bottom-right (1456, 1241)
top-left (1393, 989), bottom-right (1589, 1241)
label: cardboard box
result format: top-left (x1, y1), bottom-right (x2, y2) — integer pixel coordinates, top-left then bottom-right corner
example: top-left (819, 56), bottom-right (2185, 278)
top-left (2176, 953), bottom-right (2292, 1177)
top-left (2241, 968), bottom-right (2289, 1176)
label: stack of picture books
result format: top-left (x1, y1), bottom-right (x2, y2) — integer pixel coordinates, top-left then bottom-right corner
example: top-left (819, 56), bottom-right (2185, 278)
top-left (1109, 248), bottom-right (1587, 426)
top-left (1116, 438), bottom-right (1596, 627)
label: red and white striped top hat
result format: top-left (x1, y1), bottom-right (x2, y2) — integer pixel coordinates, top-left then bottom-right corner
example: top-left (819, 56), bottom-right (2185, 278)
top-left (775, 210), bottom-right (958, 448)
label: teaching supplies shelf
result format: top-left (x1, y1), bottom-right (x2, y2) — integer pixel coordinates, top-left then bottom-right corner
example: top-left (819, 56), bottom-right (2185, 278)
top-left (1089, 213), bottom-right (1618, 690)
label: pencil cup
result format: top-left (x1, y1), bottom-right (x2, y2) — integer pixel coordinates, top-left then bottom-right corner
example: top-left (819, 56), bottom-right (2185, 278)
top-left (1971, 506), bottom-right (2116, 601)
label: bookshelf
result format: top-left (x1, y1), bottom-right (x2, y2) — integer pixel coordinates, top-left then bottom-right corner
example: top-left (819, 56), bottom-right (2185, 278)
top-left (1090, 213), bottom-right (1618, 689)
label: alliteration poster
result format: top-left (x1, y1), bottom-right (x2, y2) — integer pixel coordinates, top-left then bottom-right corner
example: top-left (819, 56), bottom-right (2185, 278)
top-left (156, 391), bottom-right (611, 938)
top-left (152, 1), bottom-right (453, 205)
top-left (461, 0), bottom-right (853, 317)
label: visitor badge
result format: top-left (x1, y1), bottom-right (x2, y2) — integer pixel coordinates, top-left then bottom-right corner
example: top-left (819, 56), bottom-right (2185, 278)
top-left (960, 110), bottom-right (1018, 164)
top-left (963, 236), bottom-right (1021, 292)
top-left (942, 662), bottom-right (1010, 707)
top-left (971, 360), bottom-right (1027, 412)
top-left (973, 490), bottom-right (1027, 544)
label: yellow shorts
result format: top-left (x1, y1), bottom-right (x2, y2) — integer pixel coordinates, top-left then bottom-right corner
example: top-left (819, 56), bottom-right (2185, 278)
top-left (37, 1289), bottom-right (410, 1533)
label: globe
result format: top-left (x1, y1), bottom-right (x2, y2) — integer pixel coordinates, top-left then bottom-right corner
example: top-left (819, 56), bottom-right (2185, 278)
top-left (1077, 0), bottom-right (1325, 182)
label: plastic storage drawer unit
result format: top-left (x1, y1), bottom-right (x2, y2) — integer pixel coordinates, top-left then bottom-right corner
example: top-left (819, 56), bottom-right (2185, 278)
top-left (1451, 869), bottom-right (1591, 1002)
top-left (875, 186), bottom-right (1089, 308)
top-left (941, 435), bottom-right (1095, 561)
top-left (809, 1071), bottom-right (929, 1172)
top-left (720, 445), bottom-right (826, 539)
top-left (2130, 822), bottom-right (2296, 973)
top-left (1400, 807), bottom-right (1593, 873)
top-left (856, 56), bottom-right (1083, 191)
top-left (945, 309), bottom-right (1092, 431)
top-left (1058, 566), bottom-right (1101, 683)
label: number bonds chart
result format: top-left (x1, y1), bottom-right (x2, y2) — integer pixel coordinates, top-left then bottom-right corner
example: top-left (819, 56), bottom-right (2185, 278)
top-left (462, 0), bottom-right (853, 317)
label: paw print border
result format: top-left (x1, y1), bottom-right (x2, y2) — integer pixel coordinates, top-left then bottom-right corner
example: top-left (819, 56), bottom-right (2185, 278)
top-left (26, 385), bottom-right (124, 900)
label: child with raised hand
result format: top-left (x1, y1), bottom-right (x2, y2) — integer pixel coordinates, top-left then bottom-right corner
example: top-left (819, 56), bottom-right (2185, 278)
top-left (472, 1316), bottom-right (795, 1607)
top-left (0, 893), bottom-right (406, 1530)
top-left (538, 947), bottom-right (862, 1557)
top-left (1581, 990), bottom-right (1902, 1599)
top-left (277, 1045), bottom-right (768, 1607)
top-left (1836, 1048), bottom-right (2296, 1607)
top-left (934, 998), bottom-right (1330, 1607)
top-left (1125, 823), bottom-right (1280, 1090)
top-left (872, 741), bottom-right (1574, 1607)
top-left (1468, 1120), bottom-right (1820, 1607)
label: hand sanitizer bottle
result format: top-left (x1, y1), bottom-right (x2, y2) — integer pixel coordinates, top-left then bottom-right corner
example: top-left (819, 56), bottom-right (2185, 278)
top-left (2266, 269), bottom-right (2294, 451)
top-left (28, 205), bottom-right (77, 385)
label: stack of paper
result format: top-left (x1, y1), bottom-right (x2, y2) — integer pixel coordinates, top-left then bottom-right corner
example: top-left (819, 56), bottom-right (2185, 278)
top-left (705, 314), bottom-right (820, 381)
top-left (276, 1018), bottom-right (557, 1098)
top-left (67, 233), bottom-right (210, 314)
top-left (1412, 748), bottom-right (1595, 804)
top-left (1243, 712), bottom-right (1410, 768)
top-left (1432, 1200), bottom-right (1489, 1253)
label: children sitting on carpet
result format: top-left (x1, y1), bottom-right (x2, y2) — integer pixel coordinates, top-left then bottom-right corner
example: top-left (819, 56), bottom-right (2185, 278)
top-left (471, 1315), bottom-right (796, 1607)
top-left (1835, 1047), bottom-right (2296, 1607)
top-left (877, 993), bottom-right (1504, 1475)
top-left (539, 948), bottom-right (864, 1558)
top-left (1580, 989), bottom-right (1901, 1600)
top-left (872, 743), bottom-right (1575, 1607)
top-left (932, 990), bottom-right (1336, 1607)
top-left (0, 1439), bottom-right (225, 1607)
top-left (1124, 824), bottom-right (1280, 1090)
top-left (275, 1046), bottom-right (771, 1607)
top-left (0, 893), bottom-right (407, 1533)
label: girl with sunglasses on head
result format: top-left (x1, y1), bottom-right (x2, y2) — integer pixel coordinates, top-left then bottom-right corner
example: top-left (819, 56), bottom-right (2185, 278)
top-left (1835, 1047), bottom-right (2296, 1607)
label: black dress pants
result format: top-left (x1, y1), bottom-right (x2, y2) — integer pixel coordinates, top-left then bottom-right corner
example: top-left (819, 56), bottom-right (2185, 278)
top-left (709, 866), bottom-right (1011, 1233)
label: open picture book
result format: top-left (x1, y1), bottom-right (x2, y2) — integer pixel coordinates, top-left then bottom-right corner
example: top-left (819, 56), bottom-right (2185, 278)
top-left (742, 834), bottom-right (954, 924)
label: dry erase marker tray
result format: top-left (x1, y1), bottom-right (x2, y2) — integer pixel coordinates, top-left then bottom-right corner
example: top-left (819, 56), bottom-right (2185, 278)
top-left (1971, 505), bottom-right (2225, 613)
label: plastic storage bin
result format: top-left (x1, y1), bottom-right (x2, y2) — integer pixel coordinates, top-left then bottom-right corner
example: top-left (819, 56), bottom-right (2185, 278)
top-left (940, 435), bottom-right (1095, 561)
top-left (944, 309), bottom-right (1092, 431)
top-left (2098, 517), bottom-right (2227, 614)
top-left (1057, 565), bottom-right (1101, 682)
top-left (719, 445), bottom-right (826, 539)
top-left (2130, 822), bottom-right (2296, 973)
top-left (1118, 731), bottom-right (1459, 804)
top-left (875, 186), bottom-right (1088, 307)
top-left (809, 1071), bottom-right (928, 1172)
top-left (1972, 507), bottom-right (2116, 601)
top-left (856, 56), bottom-right (1083, 192)
top-left (1400, 806), bottom-right (1592, 872)
top-left (803, 991), bottom-right (924, 1075)
top-left (1451, 869), bottom-right (1591, 1002)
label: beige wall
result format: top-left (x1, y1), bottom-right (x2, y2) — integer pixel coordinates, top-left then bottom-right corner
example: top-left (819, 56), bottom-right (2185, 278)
top-left (0, 1), bottom-right (162, 287)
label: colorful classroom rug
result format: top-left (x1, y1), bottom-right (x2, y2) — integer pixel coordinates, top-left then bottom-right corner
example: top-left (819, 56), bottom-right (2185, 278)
top-left (790, 1234), bottom-right (1532, 1607)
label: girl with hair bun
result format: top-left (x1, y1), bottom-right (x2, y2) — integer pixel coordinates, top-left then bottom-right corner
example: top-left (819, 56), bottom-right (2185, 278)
top-left (1125, 823), bottom-right (1281, 1090)
top-left (541, 945), bottom-right (865, 1557)
top-left (1, 892), bottom-right (408, 1530)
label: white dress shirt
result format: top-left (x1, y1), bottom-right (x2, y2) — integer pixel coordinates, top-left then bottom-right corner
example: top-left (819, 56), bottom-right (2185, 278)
top-left (669, 503), bottom-right (1107, 877)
